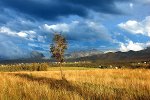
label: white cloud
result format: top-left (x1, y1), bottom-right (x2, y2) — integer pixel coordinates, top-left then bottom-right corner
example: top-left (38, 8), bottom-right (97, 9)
top-left (129, 3), bottom-right (133, 8)
top-left (86, 21), bottom-right (107, 32)
top-left (17, 32), bottom-right (28, 38)
top-left (0, 26), bottom-right (17, 36)
top-left (28, 43), bottom-right (39, 47)
top-left (0, 26), bottom-right (28, 38)
top-left (37, 36), bottom-right (45, 43)
top-left (0, 26), bottom-right (37, 40)
top-left (119, 40), bottom-right (150, 52)
top-left (43, 20), bottom-right (112, 41)
top-left (118, 16), bottom-right (150, 37)
top-left (43, 23), bottom-right (70, 32)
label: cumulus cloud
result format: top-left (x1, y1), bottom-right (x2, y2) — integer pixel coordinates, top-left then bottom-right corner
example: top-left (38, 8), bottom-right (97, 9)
top-left (0, 26), bottom-right (27, 38)
top-left (43, 20), bottom-right (112, 41)
top-left (119, 40), bottom-right (150, 52)
top-left (0, 26), bottom-right (37, 40)
top-left (118, 16), bottom-right (150, 37)
top-left (44, 23), bottom-right (70, 33)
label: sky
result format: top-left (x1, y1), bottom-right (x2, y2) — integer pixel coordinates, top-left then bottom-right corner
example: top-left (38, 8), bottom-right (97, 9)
top-left (0, 0), bottom-right (150, 59)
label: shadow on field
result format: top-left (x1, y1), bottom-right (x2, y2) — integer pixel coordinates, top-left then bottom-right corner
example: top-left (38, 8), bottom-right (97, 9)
top-left (12, 73), bottom-right (101, 99)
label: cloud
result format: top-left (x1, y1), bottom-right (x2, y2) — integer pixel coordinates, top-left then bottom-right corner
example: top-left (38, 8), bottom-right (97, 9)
top-left (129, 3), bottom-right (133, 8)
top-left (0, 26), bottom-right (38, 41)
top-left (44, 23), bottom-right (70, 33)
top-left (43, 20), bottom-right (112, 41)
top-left (0, 25), bottom-right (46, 59)
top-left (0, 0), bottom-right (130, 20)
top-left (0, 26), bottom-right (28, 38)
top-left (118, 16), bottom-right (150, 37)
top-left (0, 40), bottom-right (29, 59)
top-left (136, 0), bottom-right (150, 4)
top-left (37, 36), bottom-right (46, 43)
top-left (28, 43), bottom-right (39, 48)
top-left (119, 40), bottom-right (150, 52)
top-left (0, 32), bottom-right (47, 59)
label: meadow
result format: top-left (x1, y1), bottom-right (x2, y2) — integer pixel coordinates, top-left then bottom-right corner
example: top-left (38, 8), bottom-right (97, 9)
top-left (0, 66), bottom-right (150, 100)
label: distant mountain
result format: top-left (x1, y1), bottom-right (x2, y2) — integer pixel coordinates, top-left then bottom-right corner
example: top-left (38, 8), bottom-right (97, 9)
top-left (65, 49), bottom-right (103, 58)
top-left (74, 47), bottom-right (150, 62)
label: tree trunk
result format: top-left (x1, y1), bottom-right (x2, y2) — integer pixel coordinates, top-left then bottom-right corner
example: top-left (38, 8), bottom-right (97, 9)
top-left (59, 62), bottom-right (65, 79)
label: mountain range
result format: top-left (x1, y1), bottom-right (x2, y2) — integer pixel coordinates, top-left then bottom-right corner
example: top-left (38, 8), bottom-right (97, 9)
top-left (0, 47), bottom-right (150, 64)
top-left (65, 49), bottom-right (103, 58)
top-left (73, 47), bottom-right (150, 63)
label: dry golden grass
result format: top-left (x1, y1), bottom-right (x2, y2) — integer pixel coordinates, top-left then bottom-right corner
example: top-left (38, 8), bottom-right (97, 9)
top-left (1, 68), bottom-right (150, 100)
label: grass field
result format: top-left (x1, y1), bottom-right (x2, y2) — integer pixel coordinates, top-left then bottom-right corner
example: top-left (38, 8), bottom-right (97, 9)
top-left (47, 67), bottom-right (98, 71)
top-left (1, 67), bottom-right (150, 100)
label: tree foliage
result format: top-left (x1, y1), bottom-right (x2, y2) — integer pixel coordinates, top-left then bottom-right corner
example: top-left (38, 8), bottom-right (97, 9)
top-left (50, 33), bottom-right (67, 63)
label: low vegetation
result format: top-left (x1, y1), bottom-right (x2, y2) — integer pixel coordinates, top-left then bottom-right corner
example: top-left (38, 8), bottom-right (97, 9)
top-left (0, 61), bottom-right (150, 72)
top-left (0, 68), bottom-right (150, 100)
top-left (0, 63), bottom-right (48, 72)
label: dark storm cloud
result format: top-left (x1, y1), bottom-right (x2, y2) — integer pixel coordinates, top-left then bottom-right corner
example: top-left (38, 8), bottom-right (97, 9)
top-left (0, 0), bottom-right (87, 20)
top-left (0, 0), bottom-right (131, 20)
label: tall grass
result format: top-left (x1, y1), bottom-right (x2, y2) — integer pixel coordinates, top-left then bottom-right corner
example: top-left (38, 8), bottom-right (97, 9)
top-left (1, 69), bottom-right (150, 100)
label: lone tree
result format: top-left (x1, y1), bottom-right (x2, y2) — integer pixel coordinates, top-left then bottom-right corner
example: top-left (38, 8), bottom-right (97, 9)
top-left (50, 33), bottom-right (67, 79)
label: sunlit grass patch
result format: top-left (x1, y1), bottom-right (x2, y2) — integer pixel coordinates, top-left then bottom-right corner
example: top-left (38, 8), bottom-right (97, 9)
top-left (48, 67), bottom-right (98, 71)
